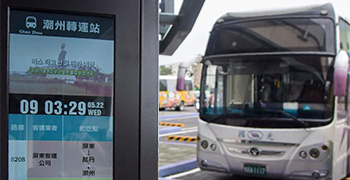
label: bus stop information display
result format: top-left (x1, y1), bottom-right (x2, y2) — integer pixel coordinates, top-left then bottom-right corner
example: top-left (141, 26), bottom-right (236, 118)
top-left (8, 10), bottom-right (114, 180)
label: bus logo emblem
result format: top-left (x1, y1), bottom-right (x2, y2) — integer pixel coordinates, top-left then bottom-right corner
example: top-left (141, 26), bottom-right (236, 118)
top-left (248, 131), bottom-right (263, 140)
top-left (248, 147), bottom-right (261, 156)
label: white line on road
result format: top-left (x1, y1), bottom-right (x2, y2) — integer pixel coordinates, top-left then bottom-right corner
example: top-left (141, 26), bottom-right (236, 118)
top-left (159, 116), bottom-right (198, 122)
top-left (159, 141), bottom-right (197, 147)
top-left (165, 168), bottom-right (201, 179)
top-left (182, 127), bottom-right (198, 131)
top-left (159, 127), bottom-right (198, 137)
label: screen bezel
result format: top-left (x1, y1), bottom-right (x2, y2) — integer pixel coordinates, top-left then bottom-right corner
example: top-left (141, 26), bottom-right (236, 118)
top-left (8, 9), bottom-right (115, 179)
top-left (0, 0), bottom-right (157, 179)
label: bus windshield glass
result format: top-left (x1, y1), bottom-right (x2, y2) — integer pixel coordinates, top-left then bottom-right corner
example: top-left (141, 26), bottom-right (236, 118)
top-left (206, 18), bottom-right (335, 55)
top-left (201, 56), bottom-right (334, 128)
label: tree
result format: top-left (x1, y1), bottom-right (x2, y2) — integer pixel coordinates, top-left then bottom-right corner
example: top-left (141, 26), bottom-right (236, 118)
top-left (159, 65), bottom-right (173, 75)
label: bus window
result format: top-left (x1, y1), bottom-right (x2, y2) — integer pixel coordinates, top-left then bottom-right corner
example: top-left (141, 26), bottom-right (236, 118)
top-left (167, 79), bottom-right (176, 91)
top-left (230, 74), bottom-right (253, 104)
top-left (185, 80), bottom-right (193, 91)
top-left (203, 65), bottom-right (217, 111)
top-left (339, 18), bottom-right (350, 53)
top-left (338, 73), bottom-right (349, 119)
top-left (206, 18), bottom-right (335, 55)
top-left (159, 79), bottom-right (167, 91)
top-left (202, 56), bottom-right (334, 124)
top-left (339, 19), bottom-right (350, 118)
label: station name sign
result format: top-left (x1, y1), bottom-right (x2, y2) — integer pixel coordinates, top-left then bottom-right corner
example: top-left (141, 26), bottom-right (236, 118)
top-left (10, 10), bottom-right (114, 40)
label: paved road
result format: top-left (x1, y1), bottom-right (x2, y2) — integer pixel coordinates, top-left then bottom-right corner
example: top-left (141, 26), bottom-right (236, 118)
top-left (159, 106), bottom-right (198, 167)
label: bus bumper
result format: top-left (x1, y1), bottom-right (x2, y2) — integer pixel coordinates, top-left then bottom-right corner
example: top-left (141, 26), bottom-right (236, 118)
top-left (198, 150), bottom-right (332, 179)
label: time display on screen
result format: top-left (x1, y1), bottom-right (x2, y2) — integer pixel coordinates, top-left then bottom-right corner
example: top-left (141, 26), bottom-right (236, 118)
top-left (19, 99), bottom-right (105, 116)
top-left (10, 94), bottom-right (112, 116)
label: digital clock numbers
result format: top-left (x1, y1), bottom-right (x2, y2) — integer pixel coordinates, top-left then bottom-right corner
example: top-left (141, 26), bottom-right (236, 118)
top-left (19, 99), bottom-right (104, 116)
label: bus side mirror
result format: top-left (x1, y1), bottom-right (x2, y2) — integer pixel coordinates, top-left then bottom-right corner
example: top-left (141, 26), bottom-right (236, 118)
top-left (334, 50), bottom-right (349, 96)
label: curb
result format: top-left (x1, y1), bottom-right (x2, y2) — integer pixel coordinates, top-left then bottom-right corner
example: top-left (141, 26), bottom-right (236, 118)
top-left (167, 135), bottom-right (198, 142)
top-left (159, 127), bottom-right (182, 135)
top-left (159, 122), bottom-right (185, 127)
top-left (159, 158), bottom-right (198, 177)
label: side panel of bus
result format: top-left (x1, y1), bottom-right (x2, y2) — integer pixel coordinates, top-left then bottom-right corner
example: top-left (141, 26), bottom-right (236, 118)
top-left (182, 80), bottom-right (196, 106)
top-left (159, 78), bottom-right (195, 109)
top-left (159, 79), bottom-right (179, 109)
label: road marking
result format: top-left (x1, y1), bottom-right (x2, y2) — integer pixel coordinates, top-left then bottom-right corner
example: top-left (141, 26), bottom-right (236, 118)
top-left (159, 141), bottom-right (197, 147)
top-left (182, 127), bottom-right (198, 131)
top-left (159, 116), bottom-right (198, 122)
top-left (159, 122), bottom-right (185, 127)
top-left (165, 168), bottom-right (200, 179)
top-left (167, 135), bottom-right (198, 142)
top-left (159, 113), bottom-right (199, 119)
top-left (159, 127), bottom-right (198, 137)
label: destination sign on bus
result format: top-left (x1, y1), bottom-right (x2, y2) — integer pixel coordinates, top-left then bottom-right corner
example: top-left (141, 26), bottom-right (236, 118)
top-left (8, 10), bottom-right (114, 180)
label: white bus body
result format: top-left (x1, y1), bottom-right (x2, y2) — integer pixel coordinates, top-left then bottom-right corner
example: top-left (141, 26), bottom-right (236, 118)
top-left (197, 3), bottom-right (350, 180)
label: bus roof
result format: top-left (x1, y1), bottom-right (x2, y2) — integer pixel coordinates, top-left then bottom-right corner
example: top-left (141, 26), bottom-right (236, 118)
top-left (204, 2), bottom-right (347, 57)
top-left (215, 3), bottom-right (335, 24)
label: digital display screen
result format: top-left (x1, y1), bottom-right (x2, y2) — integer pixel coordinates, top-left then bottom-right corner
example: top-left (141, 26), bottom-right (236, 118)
top-left (9, 10), bottom-right (114, 180)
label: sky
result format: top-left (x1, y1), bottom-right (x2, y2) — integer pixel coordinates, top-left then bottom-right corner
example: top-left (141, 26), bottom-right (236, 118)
top-left (159, 0), bottom-right (350, 65)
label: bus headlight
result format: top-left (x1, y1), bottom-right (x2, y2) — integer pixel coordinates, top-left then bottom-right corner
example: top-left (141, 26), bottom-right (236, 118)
top-left (299, 150), bottom-right (307, 159)
top-left (210, 143), bottom-right (217, 151)
top-left (201, 140), bottom-right (209, 149)
top-left (309, 148), bottom-right (320, 159)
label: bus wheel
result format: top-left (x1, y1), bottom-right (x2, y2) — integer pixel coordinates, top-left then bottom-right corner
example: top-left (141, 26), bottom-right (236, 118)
top-left (176, 102), bottom-right (185, 111)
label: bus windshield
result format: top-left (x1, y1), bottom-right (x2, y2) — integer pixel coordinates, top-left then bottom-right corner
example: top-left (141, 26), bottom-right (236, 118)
top-left (206, 18), bottom-right (335, 55)
top-left (201, 56), bottom-right (334, 128)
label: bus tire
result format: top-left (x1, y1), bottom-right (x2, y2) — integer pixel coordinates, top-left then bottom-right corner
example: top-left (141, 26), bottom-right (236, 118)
top-left (176, 101), bottom-right (185, 111)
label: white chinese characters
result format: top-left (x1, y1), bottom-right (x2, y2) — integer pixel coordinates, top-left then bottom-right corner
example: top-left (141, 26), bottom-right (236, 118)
top-left (43, 19), bottom-right (100, 34)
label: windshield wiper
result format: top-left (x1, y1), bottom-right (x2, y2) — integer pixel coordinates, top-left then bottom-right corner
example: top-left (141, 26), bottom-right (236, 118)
top-left (206, 109), bottom-right (309, 128)
top-left (263, 109), bottom-right (309, 127)
top-left (207, 114), bottom-right (225, 123)
top-left (207, 113), bottom-right (244, 123)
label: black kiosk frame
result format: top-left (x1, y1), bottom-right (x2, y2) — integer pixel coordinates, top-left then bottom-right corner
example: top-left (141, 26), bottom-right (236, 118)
top-left (0, 0), bottom-right (158, 179)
